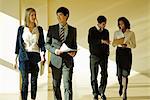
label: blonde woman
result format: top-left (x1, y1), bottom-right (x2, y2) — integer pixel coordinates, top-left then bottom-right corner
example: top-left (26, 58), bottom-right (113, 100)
top-left (14, 8), bottom-right (46, 100)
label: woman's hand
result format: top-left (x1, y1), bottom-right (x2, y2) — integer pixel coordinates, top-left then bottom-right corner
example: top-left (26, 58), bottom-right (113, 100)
top-left (13, 59), bottom-right (18, 69)
top-left (13, 54), bottom-right (18, 69)
top-left (40, 53), bottom-right (46, 65)
top-left (121, 44), bottom-right (127, 48)
top-left (68, 51), bottom-right (76, 57)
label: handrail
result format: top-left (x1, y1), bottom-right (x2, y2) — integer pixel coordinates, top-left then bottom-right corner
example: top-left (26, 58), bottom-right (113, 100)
top-left (0, 58), bottom-right (19, 72)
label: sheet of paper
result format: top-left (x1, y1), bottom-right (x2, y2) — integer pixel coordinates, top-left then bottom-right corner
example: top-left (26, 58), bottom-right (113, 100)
top-left (60, 43), bottom-right (77, 52)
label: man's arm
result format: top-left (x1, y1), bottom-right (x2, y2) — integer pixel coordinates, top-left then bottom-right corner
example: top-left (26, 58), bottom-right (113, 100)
top-left (45, 26), bottom-right (63, 55)
top-left (68, 27), bottom-right (77, 57)
top-left (45, 26), bottom-right (56, 54)
top-left (101, 30), bottom-right (110, 45)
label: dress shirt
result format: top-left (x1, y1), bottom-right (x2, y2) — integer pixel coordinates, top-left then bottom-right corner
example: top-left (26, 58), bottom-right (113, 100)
top-left (59, 24), bottom-right (68, 41)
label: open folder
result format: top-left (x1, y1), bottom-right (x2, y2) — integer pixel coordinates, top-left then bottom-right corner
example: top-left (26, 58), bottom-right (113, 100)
top-left (60, 43), bottom-right (77, 53)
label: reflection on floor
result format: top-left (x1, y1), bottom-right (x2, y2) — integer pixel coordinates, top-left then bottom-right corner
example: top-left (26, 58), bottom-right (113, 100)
top-left (0, 47), bottom-right (150, 100)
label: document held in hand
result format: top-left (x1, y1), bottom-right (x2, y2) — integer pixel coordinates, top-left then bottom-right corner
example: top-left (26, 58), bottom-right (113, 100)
top-left (112, 30), bottom-right (125, 46)
top-left (60, 43), bottom-right (77, 53)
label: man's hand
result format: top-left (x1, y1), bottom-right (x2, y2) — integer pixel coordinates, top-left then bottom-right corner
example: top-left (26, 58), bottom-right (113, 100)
top-left (101, 39), bottom-right (110, 45)
top-left (55, 49), bottom-right (63, 55)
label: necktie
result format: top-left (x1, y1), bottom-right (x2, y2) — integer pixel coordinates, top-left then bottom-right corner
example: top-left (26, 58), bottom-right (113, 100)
top-left (99, 28), bottom-right (103, 32)
top-left (59, 26), bottom-right (65, 42)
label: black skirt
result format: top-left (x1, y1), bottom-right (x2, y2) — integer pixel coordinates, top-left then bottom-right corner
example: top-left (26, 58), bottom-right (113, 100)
top-left (116, 47), bottom-right (132, 72)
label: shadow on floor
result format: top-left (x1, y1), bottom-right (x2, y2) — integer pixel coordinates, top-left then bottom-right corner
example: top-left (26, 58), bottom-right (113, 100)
top-left (79, 94), bottom-right (150, 100)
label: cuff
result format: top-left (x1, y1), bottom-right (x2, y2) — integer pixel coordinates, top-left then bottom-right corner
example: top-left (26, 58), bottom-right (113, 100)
top-left (55, 49), bottom-right (58, 55)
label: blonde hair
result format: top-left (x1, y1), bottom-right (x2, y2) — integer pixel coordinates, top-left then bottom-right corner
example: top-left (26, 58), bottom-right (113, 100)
top-left (24, 8), bottom-right (38, 27)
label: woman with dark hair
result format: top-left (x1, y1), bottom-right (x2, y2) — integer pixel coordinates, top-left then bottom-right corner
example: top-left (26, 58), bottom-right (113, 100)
top-left (14, 8), bottom-right (46, 100)
top-left (112, 17), bottom-right (136, 100)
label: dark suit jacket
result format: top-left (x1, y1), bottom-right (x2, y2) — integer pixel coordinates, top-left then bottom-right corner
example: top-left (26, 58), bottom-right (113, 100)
top-left (15, 26), bottom-right (46, 62)
top-left (45, 24), bottom-right (77, 68)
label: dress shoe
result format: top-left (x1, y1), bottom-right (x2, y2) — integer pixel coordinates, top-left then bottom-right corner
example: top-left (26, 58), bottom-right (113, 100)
top-left (101, 94), bottom-right (106, 100)
top-left (123, 92), bottom-right (127, 100)
top-left (93, 95), bottom-right (98, 100)
top-left (93, 98), bottom-right (98, 100)
top-left (119, 85), bottom-right (123, 96)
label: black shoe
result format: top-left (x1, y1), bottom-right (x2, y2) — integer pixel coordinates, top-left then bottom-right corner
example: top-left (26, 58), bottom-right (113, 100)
top-left (93, 98), bottom-right (98, 100)
top-left (101, 94), bottom-right (106, 100)
top-left (119, 85), bottom-right (123, 96)
top-left (123, 92), bottom-right (127, 100)
top-left (93, 95), bottom-right (98, 100)
top-left (98, 87), bottom-right (102, 96)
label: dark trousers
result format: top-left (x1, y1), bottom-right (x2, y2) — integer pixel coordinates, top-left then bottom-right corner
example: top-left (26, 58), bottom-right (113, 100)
top-left (19, 60), bottom-right (39, 100)
top-left (90, 55), bottom-right (108, 96)
top-left (51, 62), bottom-right (73, 100)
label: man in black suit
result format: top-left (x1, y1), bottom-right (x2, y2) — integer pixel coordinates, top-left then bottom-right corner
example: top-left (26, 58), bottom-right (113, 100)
top-left (88, 16), bottom-right (110, 100)
top-left (45, 7), bottom-right (77, 100)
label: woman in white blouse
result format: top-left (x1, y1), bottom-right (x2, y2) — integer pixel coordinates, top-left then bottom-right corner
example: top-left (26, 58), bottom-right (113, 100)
top-left (14, 8), bottom-right (46, 100)
top-left (112, 17), bottom-right (136, 100)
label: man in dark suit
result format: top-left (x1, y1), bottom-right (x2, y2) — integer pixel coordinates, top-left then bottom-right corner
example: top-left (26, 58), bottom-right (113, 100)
top-left (45, 7), bottom-right (77, 100)
top-left (88, 16), bottom-right (110, 100)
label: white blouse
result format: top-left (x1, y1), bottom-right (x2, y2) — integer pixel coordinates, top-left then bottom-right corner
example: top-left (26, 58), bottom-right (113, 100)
top-left (22, 27), bottom-right (40, 53)
top-left (113, 29), bottom-right (136, 48)
top-left (113, 30), bottom-right (124, 39)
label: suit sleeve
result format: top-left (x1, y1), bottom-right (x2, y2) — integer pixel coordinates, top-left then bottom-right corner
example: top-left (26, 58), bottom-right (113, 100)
top-left (38, 26), bottom-right (46, 52)
top-left (15, 26), bottom-right (22, 54)
top-left (45, 26), bottom-right (57, 54)
top-left (72, 28), bottom-right (77, 49)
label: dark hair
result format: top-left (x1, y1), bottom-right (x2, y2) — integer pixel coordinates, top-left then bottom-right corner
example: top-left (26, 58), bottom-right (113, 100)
top-left (118, 17), bottom-right (130, 29)
top-left (56, 7), bottom-right (69, 17)
top-left (97, 15), bottom-right (107, 23)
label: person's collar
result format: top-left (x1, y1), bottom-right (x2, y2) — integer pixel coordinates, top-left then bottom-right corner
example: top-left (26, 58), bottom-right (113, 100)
top-left (95, 25), bottom-right (103, 32)
top-left (95, 25), bottom-right (99, 30)
top-left (59, 23), bottom-right (68, 28)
